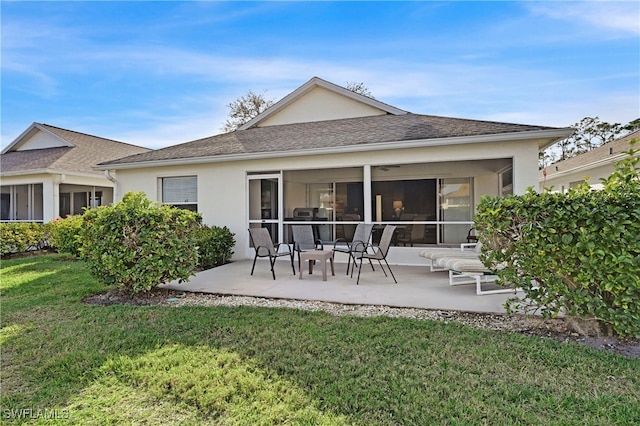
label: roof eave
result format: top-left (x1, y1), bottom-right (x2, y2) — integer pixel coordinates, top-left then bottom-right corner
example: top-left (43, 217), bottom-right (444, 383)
top-left (0, 168), bottom-right (107, 179)
top-left (97, 128), bottom-right (572, 171)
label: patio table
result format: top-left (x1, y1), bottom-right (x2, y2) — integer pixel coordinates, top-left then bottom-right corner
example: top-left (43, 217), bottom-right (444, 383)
top-left (299, 250), bottom-right (335, 281)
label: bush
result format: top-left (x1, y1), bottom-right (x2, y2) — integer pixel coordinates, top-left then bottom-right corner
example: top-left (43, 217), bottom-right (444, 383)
top-left (475, 144), bottom-right (640, 338)
top-left (48, 215), bottom-right (85, 257)
top-left (0, 222), bottom-right (49, 256)
top-left (196, 225), bottom-right (235, 270)
top-left (79, 192), bottom-right (202, 294)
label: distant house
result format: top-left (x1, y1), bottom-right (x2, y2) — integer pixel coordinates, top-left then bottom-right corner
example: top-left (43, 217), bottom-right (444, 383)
top-left (540, 129), bottom-right (640, 192)
top-left (96, 77), bottom-right (572, 263)
top-left (0, 123), bottom-right (149, 222)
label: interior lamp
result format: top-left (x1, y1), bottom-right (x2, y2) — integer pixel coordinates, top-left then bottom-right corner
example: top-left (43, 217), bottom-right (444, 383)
top-left (393, 200), bottom-right (403, 217)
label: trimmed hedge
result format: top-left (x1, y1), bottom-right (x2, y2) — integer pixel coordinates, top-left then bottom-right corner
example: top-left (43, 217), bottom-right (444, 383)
top-left (48, 215), bottom-right (85, 257)
top-left (0, 222), bottom-right (49, 256)
top-left (196, 225), bottom-right (235, 270)
top-left (475, 144), bottom-right (640, 337)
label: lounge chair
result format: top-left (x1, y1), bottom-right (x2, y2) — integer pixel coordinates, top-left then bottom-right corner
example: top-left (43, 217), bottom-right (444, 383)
top-left (248, 227), bottom-right (295, 280)
top-left (352, 225), bottom-right (398, 285)
top-left (435, 256), bottom-right (514, 296)
top-left (419, 242), bottom-right (483, 272)
top-left (420, 242), bottom-right (516, 295)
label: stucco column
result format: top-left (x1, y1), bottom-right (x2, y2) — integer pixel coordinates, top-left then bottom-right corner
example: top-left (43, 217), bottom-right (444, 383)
top-left (43, 176), bottom-right (59, 222)
top-left (363, 164), bottom-right (372, 223)
top-left (512, 143), bottom-right (540, 194)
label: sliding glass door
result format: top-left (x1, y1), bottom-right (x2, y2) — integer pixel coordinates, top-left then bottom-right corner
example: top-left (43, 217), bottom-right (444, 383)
top-left (248, 174), bottom-right (281, 244)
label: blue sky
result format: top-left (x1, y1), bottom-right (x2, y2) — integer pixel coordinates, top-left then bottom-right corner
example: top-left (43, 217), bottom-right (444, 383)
top-left (2, 1), bottom-right (639, 150)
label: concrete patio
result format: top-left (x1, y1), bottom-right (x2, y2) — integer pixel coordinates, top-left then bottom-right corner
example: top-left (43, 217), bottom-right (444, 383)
top-left (162, 252), bottom-right (522, 314)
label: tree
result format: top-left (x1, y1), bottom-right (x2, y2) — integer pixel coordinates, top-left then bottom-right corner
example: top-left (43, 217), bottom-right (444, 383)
top-left (540, 117), bottom-right (639, 169)
top-left (572, 117), bottom-right (623, 153)
top-left (346, 81), bottom-right (375, 99)
top-left (221, 90), bottom-right (276, 132)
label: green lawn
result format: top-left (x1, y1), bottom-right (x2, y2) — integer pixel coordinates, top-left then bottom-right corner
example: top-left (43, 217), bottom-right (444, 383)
top-left (1, 254), bottom-right (639, 425)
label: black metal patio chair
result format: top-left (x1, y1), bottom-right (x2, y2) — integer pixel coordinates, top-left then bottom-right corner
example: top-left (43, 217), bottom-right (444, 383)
top-left (248, 227), bottom-right (295, 280)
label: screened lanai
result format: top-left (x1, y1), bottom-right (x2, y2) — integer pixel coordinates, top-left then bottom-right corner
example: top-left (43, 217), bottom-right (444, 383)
top-left (248, 158), bottom-right (513, 252)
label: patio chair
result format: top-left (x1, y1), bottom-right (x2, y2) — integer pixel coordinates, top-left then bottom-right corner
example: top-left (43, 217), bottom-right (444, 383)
top-left (291, 224), bottom-right (324, 271)
top-left (397, 215), bottom-right (427, 247)
top-left (248, 227), bottom-right (295, 280)
top-left (352, 225), bottom-right (398, 285)
top-left (332, 222), bottom-right (374, 275)
top-left (466, 228), bottom-right (479, 243)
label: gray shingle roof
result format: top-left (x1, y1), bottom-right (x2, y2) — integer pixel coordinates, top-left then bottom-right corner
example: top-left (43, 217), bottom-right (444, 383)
top-left (101, 113), bottom-right (563, 166)
top-left (1, 123), bottom-right (150, 175)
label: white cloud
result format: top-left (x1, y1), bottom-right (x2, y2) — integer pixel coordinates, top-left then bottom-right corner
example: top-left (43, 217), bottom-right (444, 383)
top-left (526, 2), bottom-right (640, 36)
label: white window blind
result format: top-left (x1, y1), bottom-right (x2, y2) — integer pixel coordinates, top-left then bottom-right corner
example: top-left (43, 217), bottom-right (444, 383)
top-left (162, 176), bottom-right (197, 203)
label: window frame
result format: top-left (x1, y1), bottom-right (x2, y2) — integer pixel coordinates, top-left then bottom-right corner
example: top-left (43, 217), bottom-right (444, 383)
top-left (160, 176), bottom-right (198, 211)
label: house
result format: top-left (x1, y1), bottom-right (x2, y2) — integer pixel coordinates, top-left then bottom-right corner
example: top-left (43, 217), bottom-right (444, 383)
top-left (97, 77), bottom-right (572, 264)
top-left (0, 123), bottom-right (150, 222)
top-left (540, 129), bottom-right (640, 192)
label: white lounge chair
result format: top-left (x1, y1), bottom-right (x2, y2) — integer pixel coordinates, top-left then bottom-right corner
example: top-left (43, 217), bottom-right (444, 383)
top-left (420, 242), bottom-right (518, 295)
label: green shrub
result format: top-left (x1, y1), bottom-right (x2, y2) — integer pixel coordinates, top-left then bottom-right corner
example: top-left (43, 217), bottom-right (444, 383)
top-left (79, 192), bottom-right (202, 294)
top-left (475, 143), bottom-right (640, 338)
top-left (0, 222), bottom-right (49, 256)
top-left (48, 215), bottom-right (85, 257)
top-left (195, 225), bottom-right (235, 270)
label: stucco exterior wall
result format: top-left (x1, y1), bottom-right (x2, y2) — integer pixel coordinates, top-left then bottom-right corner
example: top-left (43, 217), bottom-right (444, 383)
top-left (541, 162), bottom-right (617, 192)
top-left (111, 138), bottom-right (539, 262)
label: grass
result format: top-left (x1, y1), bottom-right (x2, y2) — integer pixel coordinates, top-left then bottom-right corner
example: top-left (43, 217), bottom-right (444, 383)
top-left (1, 254), bottom-right (639, 425)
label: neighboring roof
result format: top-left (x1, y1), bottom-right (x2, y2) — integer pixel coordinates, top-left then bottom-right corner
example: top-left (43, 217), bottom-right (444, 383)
top-left (238, 76), bottom-right (408, 130)
top-left (1, 123), bottom-right (150, 177)
top-left (100, 113), bottom-right (571, 169)
top-left (540, 129), bottom-right (640, 181)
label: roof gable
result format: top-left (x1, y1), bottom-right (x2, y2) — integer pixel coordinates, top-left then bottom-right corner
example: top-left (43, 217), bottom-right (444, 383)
top-left (1, 123), bottom-right (73, 154)
top-left (239, 77), bottom-right (408, 130)
top-left (1, 123), bottom-right (150, 176)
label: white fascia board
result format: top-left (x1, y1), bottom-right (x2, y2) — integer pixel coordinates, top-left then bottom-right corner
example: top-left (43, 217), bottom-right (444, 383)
top-left (97, 128), bottom-right (572, 171)
top-left (0, 168), bottom-right (50, 177)
top-left (1, 168), bottom-right (104, 179)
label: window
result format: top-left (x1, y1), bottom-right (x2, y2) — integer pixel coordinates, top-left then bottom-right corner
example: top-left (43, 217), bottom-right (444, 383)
top-left (162, 176), bottom-right (198, 211)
